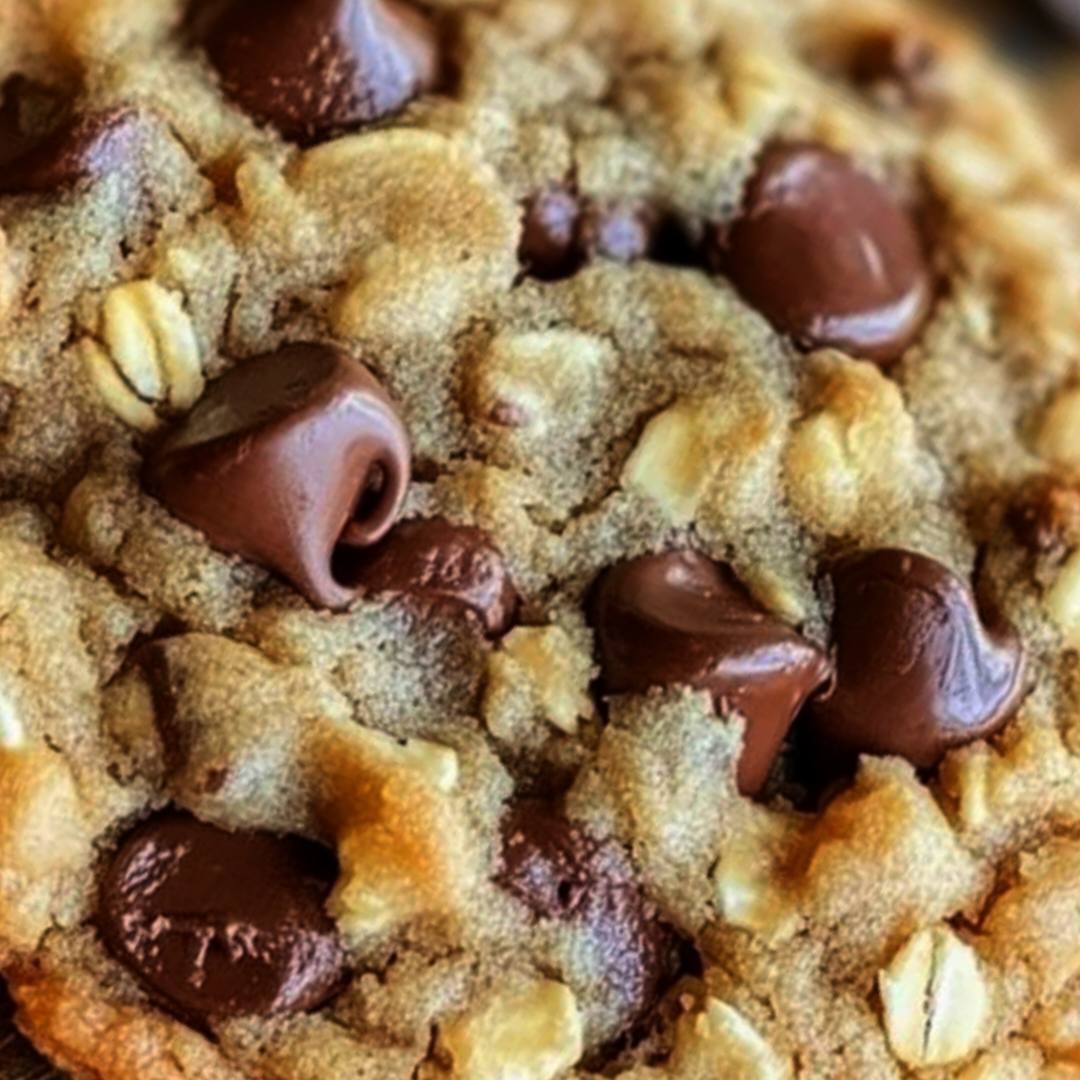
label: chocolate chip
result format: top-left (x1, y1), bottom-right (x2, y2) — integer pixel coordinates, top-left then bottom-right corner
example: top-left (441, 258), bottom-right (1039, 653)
top-left (344, 516), bottom-right (520, 636)
top-left (98, 812), bottom-right (345, 1024)
top-left (589, 552), bottom-right (832, 796)
top-left (714, 142), bottom-right (933, 366)
top-left (849, 30), bottom-right (940, 108)
top-left (1008, 475), bottom-right (1080, 559)
top-left (519, 188), bottom-right (658, 280)
top-left (500, 802), bottom-right (596, 921)
top-left (144, 342), bottom-right (411, 610)
top-left (0, 105), bottom-right (137, 195)
top-left (809, 549), bottom-right (1027, 767)
top-left (579, 200), bottom-right (656, 264)
top-left (519, 186), bottom-right (584, 281)
top-left (200, 0), bottom-right (439, 143)
top-left (499, 801), bottom-right (676, 1034)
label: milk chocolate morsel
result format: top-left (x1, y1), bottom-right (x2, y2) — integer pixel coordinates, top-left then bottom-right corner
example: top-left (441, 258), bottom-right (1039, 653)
top-left (500, 801), bottom-right (676, 1034)
top-left (145, 343), bottom-right (410, 610)
top-left (347, 517), bottom-right (520, 636)
top-left (589, 551), bottom-right (832, 796)
top-left (519, 189), bottom-right (657, 279)
top-left (0, 106), bottom-right (137, 194)
top-left (201, 0), bottom-right (439, 143)
top-left (519, 186), bottom-right (583, 280)
top-left (716, 142), bottom-right (933, 366)
top-left (99, 813), bottom-right (345, 1023)
top-left (810, 549), bottom-right (1027, 767)
top-left (580, 200), bottom-right (656, 264)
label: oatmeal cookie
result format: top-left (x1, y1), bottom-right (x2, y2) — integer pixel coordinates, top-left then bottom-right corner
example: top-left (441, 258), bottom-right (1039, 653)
top-left (3, 0), bottom-right (1080, 1078)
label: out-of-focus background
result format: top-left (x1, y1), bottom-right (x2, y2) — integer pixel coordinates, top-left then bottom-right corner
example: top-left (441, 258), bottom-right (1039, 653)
top-left (949, 0), bottom-right (1075, 61)
top-left (0, 2), bottom-right (1078, 1079)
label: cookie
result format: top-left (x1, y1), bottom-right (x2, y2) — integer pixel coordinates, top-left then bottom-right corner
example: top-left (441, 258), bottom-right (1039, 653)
top-left (3, 0), bottom-right (1080, 1078)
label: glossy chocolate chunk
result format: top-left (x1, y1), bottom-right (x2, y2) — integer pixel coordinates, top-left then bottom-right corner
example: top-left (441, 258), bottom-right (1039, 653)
top-left (99, 813), bottom-right (345, 1023)
top-left (201, 0), bottom-right (439, 143)
top-left (580, 201), bottom-right (656, 264)
top-left (0, 104), bottom-right (137, 194)
top-left (716, 142), bottom-right (933, 366)
top-left (519, 188), bottom-right (657, 279)
top-left (810, 549), bottom-right (1027, 767)
top-left (589, 552), bottom-right (831, 796)
top-left (145, 342), bottom-right (410, 610)
top-left (346, 516), bottom-right (520, 636)
top-left (500, 801), bottom-right (675, 1033)
top-left (519, 186), bottom-right (584, 281)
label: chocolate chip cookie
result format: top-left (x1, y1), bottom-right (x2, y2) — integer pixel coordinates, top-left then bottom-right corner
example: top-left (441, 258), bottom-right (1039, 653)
top-left (2, 0), bottom-right (1080, 1078)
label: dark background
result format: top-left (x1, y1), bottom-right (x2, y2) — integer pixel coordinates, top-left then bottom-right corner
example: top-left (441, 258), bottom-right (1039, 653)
top-left (950, 0), bottom-right (1077, 67)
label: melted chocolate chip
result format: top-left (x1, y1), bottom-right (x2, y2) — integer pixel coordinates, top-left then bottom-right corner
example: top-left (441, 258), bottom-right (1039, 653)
top-left (809, 549), bottom-right (1027, 767)
top-left (501, 803), bottom-right (598, 921)
top-left (714, 142), bottom-right (933, 366)
top-left (519, 186), bottom-right (584, 281)
top-left (519, 188), bottom-right (658, 279)
top-left (0, 101), bottom-right (137, 195)
top-left (580, 201), bottom-right (656, 264)
top-left (499, 801), bottom-right (675, 1034)
top-left (201, 0), bottom-right (439, 143)
top-left (144, 342), bottom-right (411, 610)
top-left (345, 516), bottom-right (519, 636)
top-left (99, 813), bottom-right (345, 1023)
top-left (589, 552), bottom-right (832, 796)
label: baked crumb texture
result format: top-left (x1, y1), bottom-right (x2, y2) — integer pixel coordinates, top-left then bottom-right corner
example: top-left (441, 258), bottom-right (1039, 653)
top-left (3, 1), bottom-right (1080, 1078)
